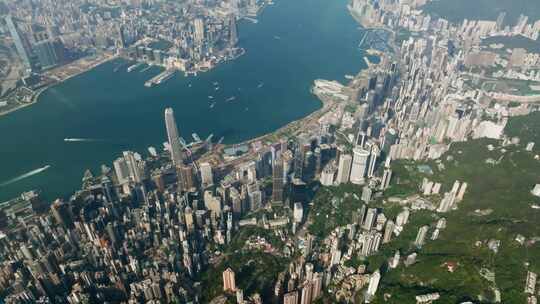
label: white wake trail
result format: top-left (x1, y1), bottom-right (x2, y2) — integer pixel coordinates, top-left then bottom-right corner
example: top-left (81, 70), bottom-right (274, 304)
top-left (0, 165), bottom-right (51, 187)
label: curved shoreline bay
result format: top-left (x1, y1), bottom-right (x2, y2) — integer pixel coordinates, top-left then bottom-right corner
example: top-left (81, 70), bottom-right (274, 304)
top-left (0, 0), bottom-right (366, 201)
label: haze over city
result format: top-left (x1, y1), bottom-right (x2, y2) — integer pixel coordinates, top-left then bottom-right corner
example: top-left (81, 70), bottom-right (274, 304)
top-left (0, 0), bottom-right (539, 303)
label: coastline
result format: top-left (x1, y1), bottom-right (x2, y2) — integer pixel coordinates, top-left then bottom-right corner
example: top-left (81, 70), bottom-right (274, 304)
top-left (0, 53), bottom-right (116, 118)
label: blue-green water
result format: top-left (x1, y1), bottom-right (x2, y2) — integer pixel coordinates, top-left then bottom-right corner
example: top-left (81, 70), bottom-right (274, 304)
top-left (0, 0), bottom-right (366, 202)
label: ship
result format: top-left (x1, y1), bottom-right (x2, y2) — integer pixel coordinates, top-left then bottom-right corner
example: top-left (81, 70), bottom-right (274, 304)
top-left (127, 62), bottom-right (144, 72)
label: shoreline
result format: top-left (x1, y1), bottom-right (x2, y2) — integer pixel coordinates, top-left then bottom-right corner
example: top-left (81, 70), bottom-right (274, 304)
top-left (0, 53), bottom-right (117, 118)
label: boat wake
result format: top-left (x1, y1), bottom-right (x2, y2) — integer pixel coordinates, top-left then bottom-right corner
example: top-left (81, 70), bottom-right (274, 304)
top-left (64, 138), bottom-right (103, 142)
top-left (0, 165), bottom-right (51, 187)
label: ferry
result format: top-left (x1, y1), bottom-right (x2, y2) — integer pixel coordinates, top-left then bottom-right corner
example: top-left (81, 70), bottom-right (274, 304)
top-left (127, 62), bottom-right (143, 72)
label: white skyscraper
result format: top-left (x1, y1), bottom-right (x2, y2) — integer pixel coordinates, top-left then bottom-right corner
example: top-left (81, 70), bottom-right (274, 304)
top-left (366, 270), bottom-right (381, 301)
top-left (336, 154), bottom-right (352, 184)
top-left (164, 108), bottom-right (183, 167)
top-left (350, 147), bottom-right (370, 185)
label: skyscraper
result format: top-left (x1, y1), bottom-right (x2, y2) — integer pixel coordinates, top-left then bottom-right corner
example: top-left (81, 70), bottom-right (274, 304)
top-left (5, 16), bottom-right (32, 71)
top-left (366, 270), bottom-right (381, 301)
top-left (164, 108), bottom-right (184, 167)
top-left (229, 15), bottom-right (238, 46)
top-left (283, 291), bottom-right (299, 304)
top-left (193, 18), bottom-right (205, 45)
top-left (350, 147), bottom-right (370, 185)
top-left (223, 268), bottom-right (236, 292)
top-left (336, 154), bottom-right (352, 184)
top-left (272, 158), bottom-right (284, 203)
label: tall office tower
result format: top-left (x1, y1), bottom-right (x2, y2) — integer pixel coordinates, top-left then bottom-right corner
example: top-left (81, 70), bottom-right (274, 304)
top-left (229, 15), bottom-right (238, 46)
top-left (272, 158), bottom-right (284, 203)
top-left (414, 225), bottom-right (429, 248)
top-left (293, 147), bottom-right (304, 180)
top-left (5, 16), bottom-right (32, 71)
top-left (164, 108), bottom-right (184, 167)
top-left (193, 18), bottom-right (205, 45)
top-left (366, 270), bottom-right (381, 301)
top-left (283, 291), bottom-right (299, 304)
top-left (199, 162), bottom-right (213, 187)
top-left (223, 268), bottom-right (236, 292)
top-left (178, 165), bottom-right (196, 192)
top-left (336, 154), bottom-right (352, 184)
top-left (350, 147), bottom-right (370, 185)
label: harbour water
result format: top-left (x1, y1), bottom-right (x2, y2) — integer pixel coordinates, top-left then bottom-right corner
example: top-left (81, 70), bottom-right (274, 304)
top-left (0, 0), bottom-right (367, 201)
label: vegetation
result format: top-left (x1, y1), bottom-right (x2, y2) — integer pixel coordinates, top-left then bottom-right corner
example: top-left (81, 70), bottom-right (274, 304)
top-left (370, 112), bottom-right (540, 303)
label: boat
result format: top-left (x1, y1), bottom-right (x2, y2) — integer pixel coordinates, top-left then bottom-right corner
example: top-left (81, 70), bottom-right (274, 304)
top-left (215, 87), bottom-right (220, 91)
top-left (210, 102), bottom-right (216, 109)
top-left (213, 82), bottom-right (219, 86)
top-left (188, 83), bottom-right (192, 87)
top-left (274, 35), bottom-right (281, 40)
top-left (127, 62), bottom-right (143, 72)
top-left (208, 96), bottom-right (214, 99)
top-left (257, 82), bottom-right (264, 88)
top-left (226, 96), bottom-right (236, 102)
top-left (345, 74), bottom-right (354, 80)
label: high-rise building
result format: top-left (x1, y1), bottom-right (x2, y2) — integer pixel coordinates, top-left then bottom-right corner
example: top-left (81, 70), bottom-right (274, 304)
top-left (164, 108), bottom-right (184, 167)
top-left (5, 16), bottom-right (33, 71)
top-left (223, 268), bottom-right (236, 292)
top-left (380, 168), bottom-right (392, 190)
top-left (229, 15), bottom-right (238, 46)
top-left (350, 147), bottom-right (370, 185)
top-left (312, 272), bottom-right (323, 300)
top-left (366, 270), bottom-right (381, 301)
top-left (193, 18), bottom-right (205, 45)
top-left (414, 225), bottom-right (429, 248)
top-left (200, 162), bottom-right (213, 187)
top-left (300, 281), bottom-right (313, 304)
top-left (363, 208), bottom-right (377, 230)
top-left (272, 159), bottom-right (284, 203)
top-left (383, 220), bottom-right (395, 243)
top-left (34, 39), bottom-right (64, 69)
top-left (336, 154), bottom-right (352, 184)
top-left (283, 291), bottom-right (299, 304)
top-left (50, 199), bottom-right (73, 229)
